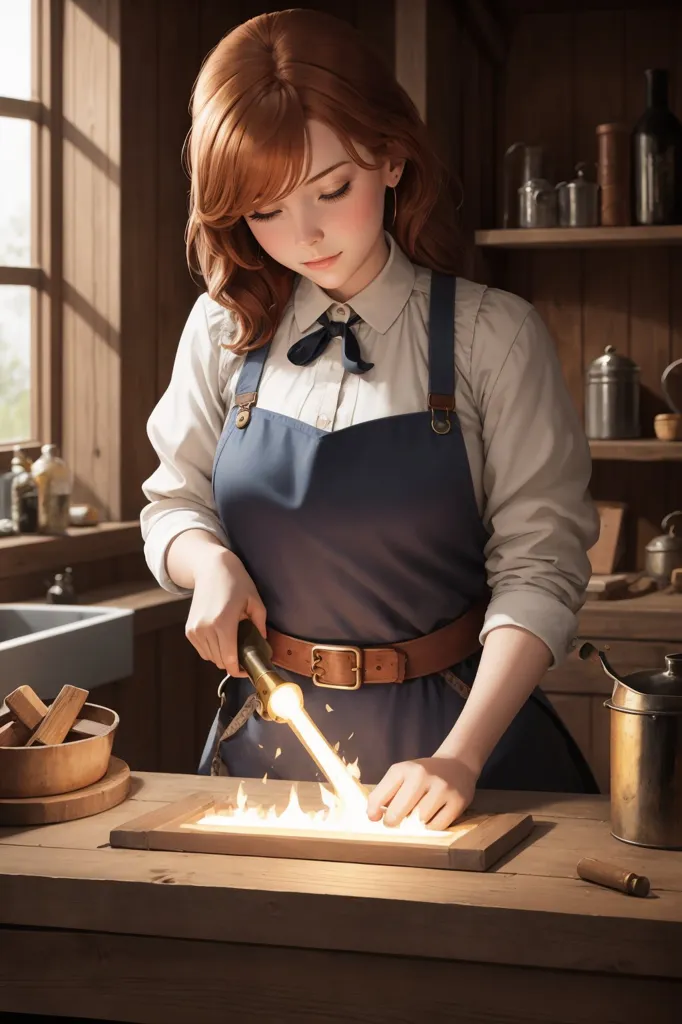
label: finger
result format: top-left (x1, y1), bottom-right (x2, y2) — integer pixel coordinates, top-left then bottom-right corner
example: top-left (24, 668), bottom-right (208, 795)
top-left (185, 627), bottom-right (211, 664)
top-left (428, 799), bottom-right (462, 832)
top-left (366, 766), bottom-right (404, 820)
top-left (382, 772), bottom-right (429, 827)
top-left (247, 597), bottom-right (268, 639)
top-left (412, 787), bottom-right (448, 826)
top-left (203, 633), bottom-right (225, 670)
top-left (217, 618), bottom-right (244, 678)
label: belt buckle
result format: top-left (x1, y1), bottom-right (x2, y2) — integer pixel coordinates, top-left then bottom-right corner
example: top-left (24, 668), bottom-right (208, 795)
top-left (311, 644), bottom-right (363, 690)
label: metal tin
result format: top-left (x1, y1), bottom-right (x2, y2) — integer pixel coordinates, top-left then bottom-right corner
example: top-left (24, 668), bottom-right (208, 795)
top-left (584, 344), bottom-right (640, 439)
top-left (556, 164), bottom-right (600, 227)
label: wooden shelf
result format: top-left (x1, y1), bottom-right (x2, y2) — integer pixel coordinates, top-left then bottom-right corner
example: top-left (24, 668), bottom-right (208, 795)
top-left (0, 522), bottom-right (142, 581)
top-left (475, 226), bottom-right (682, 249)
top-left (589, 439), bottom-right (682, 461)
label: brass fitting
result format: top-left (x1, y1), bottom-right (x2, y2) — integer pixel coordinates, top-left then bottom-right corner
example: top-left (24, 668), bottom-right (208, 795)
top-left (237, 619), bottom-right (303, 723)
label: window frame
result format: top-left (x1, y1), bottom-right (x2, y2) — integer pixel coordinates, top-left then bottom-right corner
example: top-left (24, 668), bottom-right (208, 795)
top-left (0, 0), bottom-right (62, 472)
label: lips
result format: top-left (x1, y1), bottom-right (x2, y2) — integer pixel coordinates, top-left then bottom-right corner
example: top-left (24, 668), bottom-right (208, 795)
top-left (303, 252), bottom-right (341, 269)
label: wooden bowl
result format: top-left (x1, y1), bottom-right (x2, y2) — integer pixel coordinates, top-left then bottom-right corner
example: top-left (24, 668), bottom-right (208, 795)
top-left (0, 701), bottom-right (118, 799)
top-left (654, 413), bottom-right (682, 441)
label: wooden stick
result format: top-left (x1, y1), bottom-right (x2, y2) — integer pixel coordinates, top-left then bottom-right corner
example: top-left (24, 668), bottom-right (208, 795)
top-left (25, 685), bottom-right (88, 747)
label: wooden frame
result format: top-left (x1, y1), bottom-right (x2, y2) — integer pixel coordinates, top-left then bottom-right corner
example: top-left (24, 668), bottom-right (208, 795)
top-left (111, 790), bottom-right (534, 871)
top-left (0, 0), bottom-right (62, 473)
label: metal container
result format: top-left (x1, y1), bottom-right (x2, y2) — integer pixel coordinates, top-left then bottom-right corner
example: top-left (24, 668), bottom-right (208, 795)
top-left (518, 177), bottom-right (558, 228)
top-left (556, 163), bottom-right (600, 227)
top-left (645, 511), bottom-right (682, 585)
top-left (584, 344), bottom-right (640, 439)
top-left (579, 643), bottom-right (682, 849)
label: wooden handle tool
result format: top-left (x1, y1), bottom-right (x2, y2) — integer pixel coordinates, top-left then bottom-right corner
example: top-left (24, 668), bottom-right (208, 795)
top-left (25, 685), bottom-right (88, 746)
top-left (4, 684), bottom-right (108, 744)
top-left (577, 857), bottom-right (650, 897)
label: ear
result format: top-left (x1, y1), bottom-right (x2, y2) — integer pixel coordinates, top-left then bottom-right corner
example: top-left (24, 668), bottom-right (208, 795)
top-left (382, 155), bottom-right (406, 187)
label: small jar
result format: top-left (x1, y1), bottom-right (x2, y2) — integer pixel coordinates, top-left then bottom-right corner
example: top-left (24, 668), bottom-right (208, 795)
top-left (585, 345), bottom-right (640, 440)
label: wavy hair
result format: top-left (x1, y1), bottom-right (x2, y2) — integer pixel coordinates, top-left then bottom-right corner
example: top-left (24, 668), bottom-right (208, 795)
top-left (185, 7), bottom-right (464, 353)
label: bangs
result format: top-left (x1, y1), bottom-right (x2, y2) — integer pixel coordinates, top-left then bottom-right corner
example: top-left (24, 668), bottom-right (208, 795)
top-left (225, 90), bottom-right (312, 216)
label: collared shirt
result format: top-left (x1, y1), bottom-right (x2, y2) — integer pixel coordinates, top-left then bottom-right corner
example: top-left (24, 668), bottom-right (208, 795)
top-left (141, 233), bottom-right (599, 666)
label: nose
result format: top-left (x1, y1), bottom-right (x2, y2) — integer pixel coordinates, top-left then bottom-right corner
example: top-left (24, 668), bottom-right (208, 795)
top-left (292, 210), bottom-right (324, 251)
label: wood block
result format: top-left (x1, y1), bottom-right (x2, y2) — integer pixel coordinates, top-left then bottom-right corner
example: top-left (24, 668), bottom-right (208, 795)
top-left (25, 686), bottom-right (88, 747)
top-left (5, 685), bottom-right (49, 729)
top-left (671, 568), bottom-right (682, 593)
top-left (0, 719), bottom-right (31, 748)
top-left (5, 683), bottom-right (103, 743)
top-left (110, 792), bottom-right (535, 871)
top-left (585, 573), bottom-right (630, 601)
top-left (588, 502), bottom-right (626, 575)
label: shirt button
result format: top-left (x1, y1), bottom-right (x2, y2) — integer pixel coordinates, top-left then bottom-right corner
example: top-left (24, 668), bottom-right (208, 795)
top-left (317, 415), bottom-right (330, 429)
top-left (334, 306), bottom-right (346, 318)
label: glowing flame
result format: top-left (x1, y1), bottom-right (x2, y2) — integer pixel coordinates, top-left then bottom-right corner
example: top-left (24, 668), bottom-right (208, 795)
top-left (268, 682), bottom-right (368, 818)
top-left (193, 779), bottom-right (472, 839)
top-left (191, 681), bottom-right (475, 841)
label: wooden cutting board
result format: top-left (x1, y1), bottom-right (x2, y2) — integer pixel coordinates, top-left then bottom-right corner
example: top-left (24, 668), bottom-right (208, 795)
top-left (0, 756), bottom-right (130, 826)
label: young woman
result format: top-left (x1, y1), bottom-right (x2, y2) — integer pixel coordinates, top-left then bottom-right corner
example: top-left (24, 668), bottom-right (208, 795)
top-left (141, 8), bottom-right (600, 830)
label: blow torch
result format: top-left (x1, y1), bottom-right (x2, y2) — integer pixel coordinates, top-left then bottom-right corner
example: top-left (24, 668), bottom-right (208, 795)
top-left (236, 619), bottom-right (367, 813)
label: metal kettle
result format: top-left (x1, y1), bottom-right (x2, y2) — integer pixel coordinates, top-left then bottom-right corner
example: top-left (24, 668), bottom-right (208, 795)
top-left (579, 642), bottom-right (682, 849)
top-left (645, 511), bottom-right (682, 585)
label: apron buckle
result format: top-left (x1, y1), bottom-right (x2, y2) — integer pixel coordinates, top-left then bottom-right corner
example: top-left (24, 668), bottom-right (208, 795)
top-left (428, 392), bottom-right (454, 435)
top-left (311, 644), bottom-right (363, 689)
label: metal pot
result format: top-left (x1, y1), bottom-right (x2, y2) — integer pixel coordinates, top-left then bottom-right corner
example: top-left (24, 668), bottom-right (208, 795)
top-left (579, 643), bottom-right (682, 849)
top-left (645, 511), bottom-right (682, 585)
top-left (584, 345), bottom-right (641, 439)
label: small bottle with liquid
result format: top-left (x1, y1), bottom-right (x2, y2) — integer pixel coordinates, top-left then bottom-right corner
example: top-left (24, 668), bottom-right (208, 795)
top-left (31, 443), bottom-right (72, 535)
top-left (11, 456), bottom-right (39, 534)
top-left (1, 446), bottom-right (33, 520)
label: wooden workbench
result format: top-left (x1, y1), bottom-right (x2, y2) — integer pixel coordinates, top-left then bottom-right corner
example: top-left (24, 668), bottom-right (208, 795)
top-left (0, 772), bottom-right (680, 1023)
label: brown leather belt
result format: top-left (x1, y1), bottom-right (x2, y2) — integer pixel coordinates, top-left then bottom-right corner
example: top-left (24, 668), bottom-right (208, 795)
top-left (266, 600), bottom-right (488, 690)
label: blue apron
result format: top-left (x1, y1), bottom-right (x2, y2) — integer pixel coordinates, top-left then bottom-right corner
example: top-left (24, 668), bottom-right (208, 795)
top-left (199, 273), bottom-right (598, 794)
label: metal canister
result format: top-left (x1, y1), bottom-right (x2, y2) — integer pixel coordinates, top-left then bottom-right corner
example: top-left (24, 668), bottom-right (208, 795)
top-left (585, 345), bottom-right (640, 439)
top-left (580, 643), bottom-right (682, 850)
top-left (556, 164), bottom-right (600, 227)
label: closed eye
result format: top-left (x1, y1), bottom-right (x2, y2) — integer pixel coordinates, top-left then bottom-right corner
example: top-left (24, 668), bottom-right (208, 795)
top-left (248, 181), bottom-right (352, 222)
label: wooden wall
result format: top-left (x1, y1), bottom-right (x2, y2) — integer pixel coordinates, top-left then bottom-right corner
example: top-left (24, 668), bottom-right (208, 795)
top-left (496, 3), bottom-right (682, 569)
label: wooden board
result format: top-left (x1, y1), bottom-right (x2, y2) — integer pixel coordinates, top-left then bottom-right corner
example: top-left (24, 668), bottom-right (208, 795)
top-left (0, 757), bottom-right (130, 825)
top-left (588, 502), bottom-right (627, 575)
top-left (110, 791), bottom-right (534, 871)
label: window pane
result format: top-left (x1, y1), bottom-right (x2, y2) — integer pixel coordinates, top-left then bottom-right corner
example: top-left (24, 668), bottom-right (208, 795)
top-left (0, 117), bottom-right (31, 266)
top-left (0, 285), bottom-right (32, 444)
top-left (0, 0), bottom-right (32, 100)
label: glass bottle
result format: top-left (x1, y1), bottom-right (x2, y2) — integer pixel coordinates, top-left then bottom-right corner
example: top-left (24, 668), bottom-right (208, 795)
top-left (11, 463), bottom-right (39, 533)
top-left (31, 443), bottom-right (72, 535)
top-left (632, 68), bottom-right (682, 225)
top-left (0, 445), bottom-right (32, 520)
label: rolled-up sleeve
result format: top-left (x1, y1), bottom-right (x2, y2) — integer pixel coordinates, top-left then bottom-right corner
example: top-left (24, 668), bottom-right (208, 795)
top-left (140, 295), bottom-right (230, 594)
top-left (477, 304), bottom-right (600, 666)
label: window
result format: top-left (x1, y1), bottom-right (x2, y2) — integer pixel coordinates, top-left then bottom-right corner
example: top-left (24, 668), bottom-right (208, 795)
top-left (0, 0), bottom-right (48, 454)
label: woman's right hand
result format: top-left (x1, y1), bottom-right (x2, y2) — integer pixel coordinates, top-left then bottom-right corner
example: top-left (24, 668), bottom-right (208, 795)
top-left (184, 546), bottom-right (267, 676)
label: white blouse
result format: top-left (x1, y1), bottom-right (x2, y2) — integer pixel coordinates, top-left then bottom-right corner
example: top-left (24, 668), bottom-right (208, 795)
top-left (140, 232), bottom-right (599, 666)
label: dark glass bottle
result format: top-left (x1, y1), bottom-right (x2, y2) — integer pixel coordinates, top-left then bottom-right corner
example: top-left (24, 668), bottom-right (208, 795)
top-left (632, 69), bottom-right (682, 225)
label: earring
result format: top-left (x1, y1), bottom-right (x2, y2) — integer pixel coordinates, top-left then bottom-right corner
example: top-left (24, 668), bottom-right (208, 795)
top-left (391, 185), bottom-right (398, 226)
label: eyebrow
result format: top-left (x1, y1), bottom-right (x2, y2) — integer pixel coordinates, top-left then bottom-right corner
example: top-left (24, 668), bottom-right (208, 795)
top-left (304, 160), bottom-right (351, 185)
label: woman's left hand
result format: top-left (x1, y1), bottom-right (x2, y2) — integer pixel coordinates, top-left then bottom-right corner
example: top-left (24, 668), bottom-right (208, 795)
top-left (366, 756), bottom-right (479, 831)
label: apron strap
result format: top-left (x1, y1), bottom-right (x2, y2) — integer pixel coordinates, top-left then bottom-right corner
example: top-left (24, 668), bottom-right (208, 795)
top-left (427, 273), bottom-right (457, 435)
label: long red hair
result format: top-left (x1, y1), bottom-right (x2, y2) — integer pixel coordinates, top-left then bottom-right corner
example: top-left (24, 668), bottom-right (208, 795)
top-left (185, 8), bottom-right (464, 353)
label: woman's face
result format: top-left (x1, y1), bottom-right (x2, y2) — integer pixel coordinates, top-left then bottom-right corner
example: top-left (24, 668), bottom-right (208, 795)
top-left (245, 119), bottom-right (403, 301)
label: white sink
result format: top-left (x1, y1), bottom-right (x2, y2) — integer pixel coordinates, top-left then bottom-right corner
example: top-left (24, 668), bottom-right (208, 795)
top-left (0, 603), bottom-right (134, 702)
